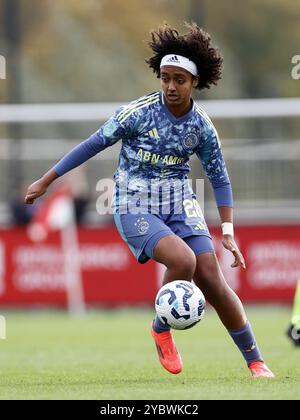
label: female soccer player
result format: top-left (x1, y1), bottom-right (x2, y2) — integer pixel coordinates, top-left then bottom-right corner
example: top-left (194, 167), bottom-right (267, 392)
top-left (25, 23), bottom-right (274, 378)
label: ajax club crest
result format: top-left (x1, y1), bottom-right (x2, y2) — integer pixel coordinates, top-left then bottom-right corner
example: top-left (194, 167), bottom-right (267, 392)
top-left (134, 218), bottom-right (150, 235)
top-left (183, 128), bottom-right (201, 151)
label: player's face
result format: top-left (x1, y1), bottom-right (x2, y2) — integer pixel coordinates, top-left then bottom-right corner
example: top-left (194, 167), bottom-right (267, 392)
top-left (160, 66), bottom-right (198, 109)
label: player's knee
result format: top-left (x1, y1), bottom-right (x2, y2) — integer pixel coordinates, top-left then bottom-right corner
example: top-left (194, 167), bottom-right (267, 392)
top-left (171, 251), bottom-right (197, 280)
top-left (154, 236), bottom-right (196, 279)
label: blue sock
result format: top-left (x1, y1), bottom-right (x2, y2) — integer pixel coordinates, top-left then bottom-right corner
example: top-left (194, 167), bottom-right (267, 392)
top-left (153, 316), bottom-right (171, 333)
top-left (228, 321), bottom-right (263, 366)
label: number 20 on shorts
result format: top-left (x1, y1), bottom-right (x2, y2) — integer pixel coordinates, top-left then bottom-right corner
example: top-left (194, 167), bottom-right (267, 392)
top-left (183, 199), bottom-right (206, 231)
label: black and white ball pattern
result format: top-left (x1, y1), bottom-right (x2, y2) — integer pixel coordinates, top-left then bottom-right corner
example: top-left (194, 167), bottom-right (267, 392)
top-left (155, 280), bottom-right (206, 330)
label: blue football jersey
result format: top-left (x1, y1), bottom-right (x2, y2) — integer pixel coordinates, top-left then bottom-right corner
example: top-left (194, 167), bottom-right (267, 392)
top-left (92, 91), bottom-right (231, 212)
top-left (98, 91), bottom-right (228, 179)
top-left (54, 91), bottom-right (232, 214)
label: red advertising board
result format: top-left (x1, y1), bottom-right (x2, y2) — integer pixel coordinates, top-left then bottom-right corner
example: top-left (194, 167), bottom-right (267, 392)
top-left (0, 227), bottom-right (159, 307)
top-left (0, 225), bottom-right (299, 307)
top-left (212, 226), bottom-right (300, 303)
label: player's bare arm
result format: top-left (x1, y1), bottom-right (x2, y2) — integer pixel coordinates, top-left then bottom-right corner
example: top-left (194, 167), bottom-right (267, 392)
top-left (24, 169), bottom-right (58, 204)
top-left (218, 206), bottom-right (246, 269)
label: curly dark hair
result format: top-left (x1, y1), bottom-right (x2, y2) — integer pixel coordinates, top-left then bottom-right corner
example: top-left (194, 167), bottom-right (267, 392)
top-left (146, 22), bottom-right (223, 91)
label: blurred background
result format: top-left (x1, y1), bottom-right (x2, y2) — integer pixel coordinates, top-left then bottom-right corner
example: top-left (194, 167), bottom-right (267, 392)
top-left (0, 0), bottom-right (299, 309)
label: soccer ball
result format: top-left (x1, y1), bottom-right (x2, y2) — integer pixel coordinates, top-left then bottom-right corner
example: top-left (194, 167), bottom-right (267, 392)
top-left (155, 280), bottom-right (206, 330)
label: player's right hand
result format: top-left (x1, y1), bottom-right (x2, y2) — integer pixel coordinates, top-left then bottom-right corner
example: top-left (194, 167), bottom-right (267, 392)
top-left (24, 180), bottom-right (47, 204)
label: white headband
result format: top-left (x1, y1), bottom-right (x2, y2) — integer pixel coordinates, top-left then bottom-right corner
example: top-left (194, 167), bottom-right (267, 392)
top-left (160, 54), bottom-right (198, 76)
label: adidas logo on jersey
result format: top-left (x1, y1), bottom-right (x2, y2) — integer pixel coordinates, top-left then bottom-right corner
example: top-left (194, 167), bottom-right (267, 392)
top-left (145, 128), bottom-right (160, 142)
top-left (166, 55), bottom-right (179, 63)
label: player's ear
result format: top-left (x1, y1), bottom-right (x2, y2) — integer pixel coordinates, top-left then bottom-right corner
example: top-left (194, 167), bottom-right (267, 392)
top-left (192, 76), bottom-right (199, 88)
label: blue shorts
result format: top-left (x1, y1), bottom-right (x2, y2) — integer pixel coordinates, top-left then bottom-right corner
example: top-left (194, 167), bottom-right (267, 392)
top-left (114, 211), bottom-right (215, 264)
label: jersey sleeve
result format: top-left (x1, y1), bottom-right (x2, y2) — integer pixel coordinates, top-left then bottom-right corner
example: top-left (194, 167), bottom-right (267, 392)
top-left (54, 106), bottom-right (138, 177)
top-left (195, 121), bottom-right (233, 208)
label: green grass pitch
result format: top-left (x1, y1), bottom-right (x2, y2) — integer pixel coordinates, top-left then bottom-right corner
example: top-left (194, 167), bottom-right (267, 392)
top-left (0, 307), bottom-right (299, 400)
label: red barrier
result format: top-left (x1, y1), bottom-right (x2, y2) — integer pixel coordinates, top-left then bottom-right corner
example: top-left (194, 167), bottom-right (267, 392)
top-left (0, 225), bottom-right (299, 306)
top-left (0, 227), bottom-right (158, 307)
top-left (212, 226), bottom-right (300, 303)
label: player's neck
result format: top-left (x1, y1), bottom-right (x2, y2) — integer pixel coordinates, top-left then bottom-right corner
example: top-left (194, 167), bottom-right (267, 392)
top-left (164, 97), bottom-right (193, 118)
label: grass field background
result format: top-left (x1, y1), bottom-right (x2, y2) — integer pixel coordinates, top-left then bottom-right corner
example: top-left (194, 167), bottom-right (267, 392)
top-left (0, 306), bottom-right (299, 400)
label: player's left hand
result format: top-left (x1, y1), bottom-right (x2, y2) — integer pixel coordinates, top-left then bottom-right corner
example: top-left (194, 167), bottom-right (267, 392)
top-left (222, 235), bottom-right (246, 269)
